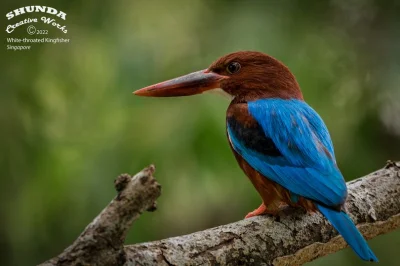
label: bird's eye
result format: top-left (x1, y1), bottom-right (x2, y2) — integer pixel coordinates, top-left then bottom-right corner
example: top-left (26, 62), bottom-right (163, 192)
top-left (226, 62), bottom-right (241, 74)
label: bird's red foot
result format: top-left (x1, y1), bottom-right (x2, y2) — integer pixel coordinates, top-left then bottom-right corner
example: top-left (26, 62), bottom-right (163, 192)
top-left (245, 203), bottom-right (269, 218)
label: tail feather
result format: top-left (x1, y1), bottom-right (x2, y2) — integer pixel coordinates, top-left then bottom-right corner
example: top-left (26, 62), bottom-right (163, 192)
top-left (317, 204), bottom-right (378, 262)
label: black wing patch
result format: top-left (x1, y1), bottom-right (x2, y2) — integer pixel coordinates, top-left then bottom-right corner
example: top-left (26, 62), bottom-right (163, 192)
top-left (227, 116), bottom-right (282, 157)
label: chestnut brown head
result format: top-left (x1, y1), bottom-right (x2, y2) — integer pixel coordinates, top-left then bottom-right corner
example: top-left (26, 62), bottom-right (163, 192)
top-left (134, 51), bottom-right (303, 101)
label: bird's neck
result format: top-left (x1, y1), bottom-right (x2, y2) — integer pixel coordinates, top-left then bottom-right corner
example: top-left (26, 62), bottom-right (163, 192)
top-left (231, 89), bottom-right (304, 104)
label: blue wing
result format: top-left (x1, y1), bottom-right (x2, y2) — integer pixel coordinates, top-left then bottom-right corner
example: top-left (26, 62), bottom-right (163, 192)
top-left (227, 98), bottom-right (347, 207)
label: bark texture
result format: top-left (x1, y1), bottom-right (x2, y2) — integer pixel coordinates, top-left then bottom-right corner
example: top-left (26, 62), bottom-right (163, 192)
top-left (40, 165), bottom-right (161, 266)
top-left (40, 162), bottom-right (400, 266)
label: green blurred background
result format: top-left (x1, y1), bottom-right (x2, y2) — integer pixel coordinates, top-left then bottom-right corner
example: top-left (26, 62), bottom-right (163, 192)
top-left (1, 0), bottom-right (400, 265)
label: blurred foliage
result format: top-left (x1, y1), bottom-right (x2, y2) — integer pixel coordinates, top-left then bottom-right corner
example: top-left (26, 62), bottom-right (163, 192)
top-left (1, 0), bottom-right (400, 265)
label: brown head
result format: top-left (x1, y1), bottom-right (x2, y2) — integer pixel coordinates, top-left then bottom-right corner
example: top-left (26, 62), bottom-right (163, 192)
top-left (134, 51), bottom-right (303, 101)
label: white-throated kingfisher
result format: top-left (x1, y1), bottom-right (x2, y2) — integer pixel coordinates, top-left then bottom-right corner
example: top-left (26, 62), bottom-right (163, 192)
top-left (134, 51), bottom-right (378, 262)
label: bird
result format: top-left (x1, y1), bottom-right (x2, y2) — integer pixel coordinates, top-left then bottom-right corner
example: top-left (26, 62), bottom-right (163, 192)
top-left (134, 51), bottom-right (378, 262)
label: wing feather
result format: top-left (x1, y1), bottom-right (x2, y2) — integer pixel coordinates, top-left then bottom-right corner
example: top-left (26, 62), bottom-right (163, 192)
top-left (227, 99), bottom-right (347, 207)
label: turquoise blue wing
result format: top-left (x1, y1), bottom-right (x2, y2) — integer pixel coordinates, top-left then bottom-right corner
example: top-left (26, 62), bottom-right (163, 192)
top-left (227, 99), bottom-right (347, 207)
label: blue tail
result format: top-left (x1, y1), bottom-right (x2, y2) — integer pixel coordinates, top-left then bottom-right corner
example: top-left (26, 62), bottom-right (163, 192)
top-left (317, 204), bottom-right (378, 262)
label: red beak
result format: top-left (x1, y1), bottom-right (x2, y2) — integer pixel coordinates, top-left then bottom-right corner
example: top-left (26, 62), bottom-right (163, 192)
top-left (133, 69), bottom-right (227, 97)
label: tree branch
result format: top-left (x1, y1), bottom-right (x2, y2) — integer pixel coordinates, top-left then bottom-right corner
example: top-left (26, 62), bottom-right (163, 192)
top-left (126, 161), bottom-right (400, 266)
top-left (40, 162), bottom-right (400, 266)
top-left (40, 165), bottom-right (161, 266)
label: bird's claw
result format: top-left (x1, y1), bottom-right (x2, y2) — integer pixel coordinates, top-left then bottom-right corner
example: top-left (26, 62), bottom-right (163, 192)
top-left (245, 203), bottom-right (269, 218)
